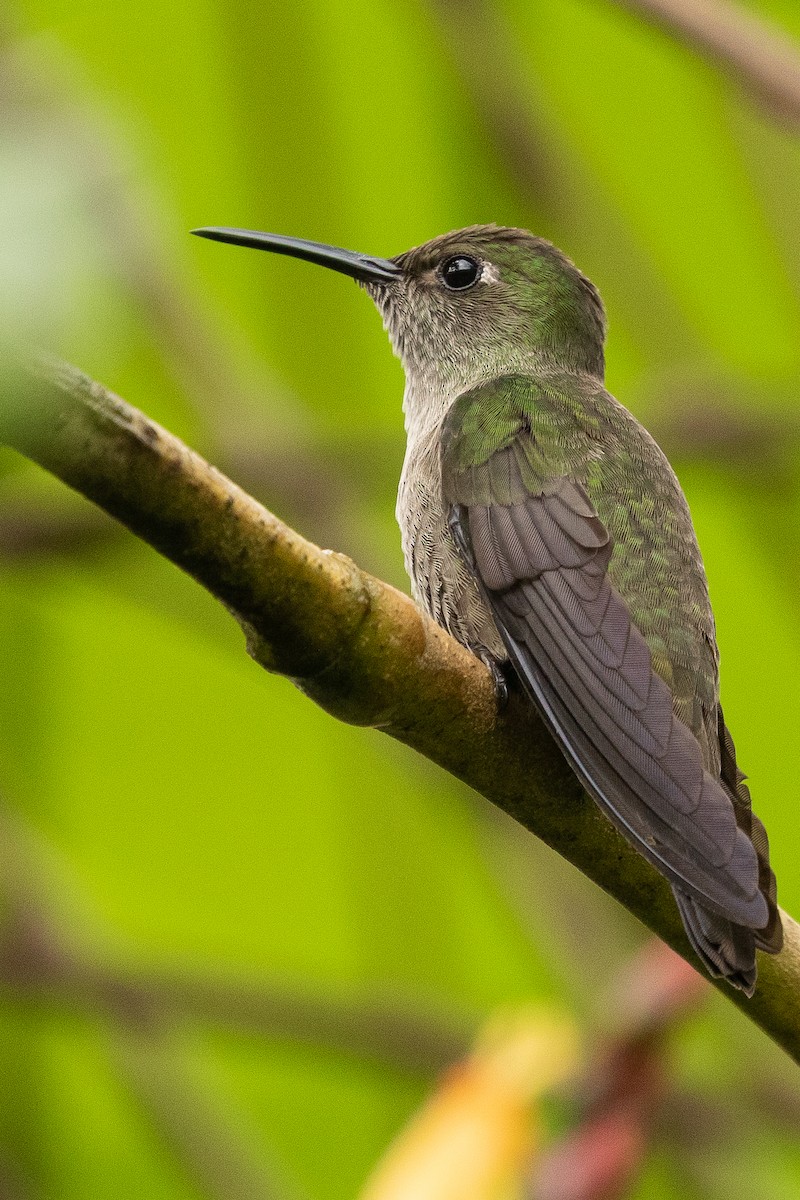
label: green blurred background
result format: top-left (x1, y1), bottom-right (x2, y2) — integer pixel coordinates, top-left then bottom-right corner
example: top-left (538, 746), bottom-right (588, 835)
top-left (1, 0), bottom-right (800, 1196)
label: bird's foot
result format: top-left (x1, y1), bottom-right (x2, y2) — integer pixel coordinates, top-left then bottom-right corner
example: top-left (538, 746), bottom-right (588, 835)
top-left (479, 652), bottom-right (511, 711)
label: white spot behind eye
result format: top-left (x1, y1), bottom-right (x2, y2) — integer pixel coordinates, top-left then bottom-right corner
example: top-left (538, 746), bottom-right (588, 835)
top-left (420, 259), bottom-right (498, 287)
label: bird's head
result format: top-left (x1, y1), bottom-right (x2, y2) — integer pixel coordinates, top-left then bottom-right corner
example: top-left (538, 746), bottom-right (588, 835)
top-left (192, 223), bottom-right (606, 409)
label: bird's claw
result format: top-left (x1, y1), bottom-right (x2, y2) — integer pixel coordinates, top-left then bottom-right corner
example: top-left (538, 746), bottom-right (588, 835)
top-left (479, 652), bottom-right (510, 710)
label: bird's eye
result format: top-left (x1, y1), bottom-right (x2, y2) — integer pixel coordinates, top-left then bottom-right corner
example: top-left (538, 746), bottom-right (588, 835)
top-left (440, 255), bottom-right (481, 290)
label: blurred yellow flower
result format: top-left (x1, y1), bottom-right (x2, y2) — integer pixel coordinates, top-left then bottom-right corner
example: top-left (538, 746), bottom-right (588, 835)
top-left (359, 1009), bottom-right (578, 1200)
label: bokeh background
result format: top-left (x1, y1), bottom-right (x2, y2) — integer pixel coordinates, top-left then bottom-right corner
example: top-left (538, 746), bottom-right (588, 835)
top-left (1, 0), bottom-right (800, 1196)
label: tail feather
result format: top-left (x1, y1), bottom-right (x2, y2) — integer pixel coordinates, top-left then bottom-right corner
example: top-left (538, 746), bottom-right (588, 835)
top-left (673, 886), bottom-right (757, 995)
top-left (673, 709), bottom-right (782, 995)
top-left (718, 708), bottom-right (782, 955)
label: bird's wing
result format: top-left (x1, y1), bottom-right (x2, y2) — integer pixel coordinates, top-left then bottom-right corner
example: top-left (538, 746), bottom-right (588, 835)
top-left (441, 376), bottom-right (767, 929)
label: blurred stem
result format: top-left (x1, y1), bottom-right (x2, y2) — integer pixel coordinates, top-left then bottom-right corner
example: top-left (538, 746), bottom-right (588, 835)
top-left (0, 811), bottom-right (470, 1076)
top-left (606, 0), bottom-right (800, 127)
top-left (0, 33), bottom-right (394, 561)
top-left (2, 949), bottom-right (471, 1078)
top-left (109, 1023), bottom-right (300, 1200)
top-left (477, 804), bottom-right (643, 1004)
top-left (0, 813), bottom-right (299, 1200)
top-left (3, 357), bottom-right (800, 1065)
top-left (530, 942), bottom-right (707, 1200)
top-left (133, 975), bottom-right (470, 1073)
top-left (0, 799), bottom-right (469, 1200)
top-left (0, 493), bottom-right (117, 558)
top-left (0, 1153), bottom-right (34, 1200)
top-left (427, 0), bottom-right (700, 362)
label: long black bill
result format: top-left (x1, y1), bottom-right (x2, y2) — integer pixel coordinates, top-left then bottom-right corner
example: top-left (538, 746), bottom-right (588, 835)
top-left (191, 227), bottom-right (402, 285)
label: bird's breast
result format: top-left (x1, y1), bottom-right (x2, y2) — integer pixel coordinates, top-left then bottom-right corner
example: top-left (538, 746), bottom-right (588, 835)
top-left (396, 427), bottom-right (505, 660)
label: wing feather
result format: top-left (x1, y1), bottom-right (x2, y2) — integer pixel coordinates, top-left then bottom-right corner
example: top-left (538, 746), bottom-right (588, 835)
top-left (451, 478), bottom-right (767, 929)
top-left (440, 375), bottom-right (780, 990)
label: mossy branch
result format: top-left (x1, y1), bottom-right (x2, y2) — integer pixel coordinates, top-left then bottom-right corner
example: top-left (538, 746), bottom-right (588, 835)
top-left (2, 357), bottom-right (799, 1062)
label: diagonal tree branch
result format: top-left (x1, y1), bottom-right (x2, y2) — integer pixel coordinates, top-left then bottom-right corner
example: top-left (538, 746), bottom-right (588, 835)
top-left (606, 0), bottom-right (800, 128)
top-left (427, 0), bottom-right (699, 362)
top-left (2, 357), bottom-right (799, 1063)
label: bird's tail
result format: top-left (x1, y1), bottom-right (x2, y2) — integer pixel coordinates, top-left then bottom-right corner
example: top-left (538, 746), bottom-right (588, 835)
top-left (672, 888), bottom-right (757, 994)
top-left (673, 707), bottom-right (782, 996)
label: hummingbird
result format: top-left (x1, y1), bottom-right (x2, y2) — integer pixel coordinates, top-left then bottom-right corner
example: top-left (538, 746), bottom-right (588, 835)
top-left (193, 223), bottom-right (782, 994)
